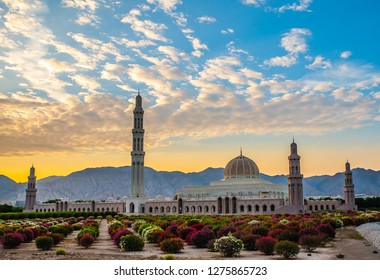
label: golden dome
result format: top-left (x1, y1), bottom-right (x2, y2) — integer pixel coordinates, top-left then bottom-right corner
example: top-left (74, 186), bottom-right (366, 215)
top-left (224, 153), bottom-right (259, 179)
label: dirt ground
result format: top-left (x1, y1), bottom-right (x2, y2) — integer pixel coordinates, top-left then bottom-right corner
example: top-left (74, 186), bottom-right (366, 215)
top-left (1, 220), bottom-right (379, 260)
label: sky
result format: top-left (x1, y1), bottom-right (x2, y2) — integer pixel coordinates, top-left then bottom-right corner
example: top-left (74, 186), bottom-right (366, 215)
top-left (0, 0), bottom-right (379, 182)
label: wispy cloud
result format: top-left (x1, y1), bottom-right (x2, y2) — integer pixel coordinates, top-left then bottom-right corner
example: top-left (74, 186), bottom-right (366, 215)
top-left (221, 28), bottom-right (234, 34)
top-left (340, 51), bottom-right (352, 59)
top-left (306, 55), bottom-right (331, 70)
top-left (197, 16), bottom-right (216, 23)
top-left (264, 28), bottom-right (311, 67)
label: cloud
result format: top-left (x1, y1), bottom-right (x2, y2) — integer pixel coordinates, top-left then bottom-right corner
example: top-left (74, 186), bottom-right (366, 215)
top-left (264, 28), bottom-right (311, 67)
top-left (61, 0), bottom-right (99, 12)
top-left (182, 30), bottom-right (208, 57)
top-left (62, 0), bottom-right (101, 26)
top-left (277, 0), bottom-right (313, 13)
top-left (306, 55), bottom-right (332, 70)
top-left (221, 28), bottom-right (234, 34)
top-left (241, 0), bottom-right (266, 6)
top-left (69, 74), bottom-right (101, 91)
top-left (340, 51), bottom-right (352, 59)
top-left (147, 0), bottom-right (182, 13)
top-left (281, 28), bottom-right (311, 54)
top-left (75, 12), bottom-right (99, 26)
top-left (332, 87), bottom-right (362, 102)
top-left (197, 16), bottom-right (216, 23)
top-left (121, 9), bottom-right (169, 42)
top-left (157, 45), bottom-right (188, 62)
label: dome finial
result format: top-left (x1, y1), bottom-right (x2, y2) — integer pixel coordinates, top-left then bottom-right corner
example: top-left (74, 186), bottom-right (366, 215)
top-left (240, 147), bottom-right (242, 156)
top-left (293, 136), bottom-right (295, 143)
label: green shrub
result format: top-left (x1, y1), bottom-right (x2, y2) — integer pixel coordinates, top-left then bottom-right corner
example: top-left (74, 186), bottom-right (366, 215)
top-left (160, 238), bottom-right (184, 254)
top-left (120, 235), bottom-right (144, 251)
top-left (214, 234), bottom-right (244, 257)
top-left (162, 254), bottom-right (176, 260)
top-left (145, 229), bottom-right (164, 243)
top-left (207, 239), bottom-right (217, 252)
top-left (35, 236), bottom-right (54, 250)
top-left (132, 220), bottom-right (147, 232)
top-left (56, 248), bottom-right (67, 255)
top-left (299, 235), bottom-right (320, 252)
top-left (72, 223), bottom-right (84, 230)
top-left (275, 240), bottom-right (300, 259)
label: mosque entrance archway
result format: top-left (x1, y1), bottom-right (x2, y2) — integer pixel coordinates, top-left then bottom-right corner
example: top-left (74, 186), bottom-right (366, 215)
top-left (178, 198), bottom-right (183, 214)
top-left (129, 203), bottom-right (135, 213)
top-left (217, 197), bottom-right (222, 214)
top-left (225, 197), bottom-right (230, 214)
top-left (232, 197), bottom-right (237, 214)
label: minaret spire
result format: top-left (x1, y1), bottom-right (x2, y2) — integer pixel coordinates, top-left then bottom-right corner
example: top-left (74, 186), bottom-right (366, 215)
top-left (287, 140), bottom-right (304, 212)
top-left (131, 92), bottom-right (145, 200)
top-left (344, 160), bottom-right (355, 209)
top-left (25, 165), bottom-right (37, 211)
top-left (240, 147), bottom-right (242, 156)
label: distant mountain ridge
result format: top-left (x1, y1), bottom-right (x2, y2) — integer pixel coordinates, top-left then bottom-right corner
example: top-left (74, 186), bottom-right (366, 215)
top-left (0, 167), bottom-right (379, 203)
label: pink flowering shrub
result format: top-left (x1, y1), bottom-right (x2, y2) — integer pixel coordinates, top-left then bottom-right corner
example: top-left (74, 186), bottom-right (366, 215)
top-left (79, 234), bottom-right (95, 249)
top-left (190, 229), bottom-right (215, 248)
top-left (256, 236), bottom-right (277, 255)
top-left (17, 228), bottom-right (34, 243)
top-left (113, 229), bottom-right (134, 247)
top-left (2, 233), bottom-right (24, 249)
top-left (217, 226), bottom-right (237, 238)
top-left (160, 238), bottom-right (184, 253)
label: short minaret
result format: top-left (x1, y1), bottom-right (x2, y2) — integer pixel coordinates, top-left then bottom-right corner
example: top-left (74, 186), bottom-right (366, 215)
top-left (287, 139), bottom-right (304, 212)
top-left (344, 160), bottom-right (355, 208)
top-left (131, 92), bottom-right (145, 198)
top-left (25, 165), bottom-right (37, 211)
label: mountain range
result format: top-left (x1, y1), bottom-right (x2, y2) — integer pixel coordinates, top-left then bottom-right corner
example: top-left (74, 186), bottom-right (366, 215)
top-left (0, 167), bottom-right (379, 203)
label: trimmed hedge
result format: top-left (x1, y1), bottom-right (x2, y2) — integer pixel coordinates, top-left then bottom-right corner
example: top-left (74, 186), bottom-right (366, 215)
top-left (35, 236), bottom-right (54, 250)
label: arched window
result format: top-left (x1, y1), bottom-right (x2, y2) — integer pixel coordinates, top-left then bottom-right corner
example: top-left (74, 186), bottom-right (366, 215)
top-left (255, 205), bottom-right (259, 212)
top-left (198, 206), bottom-right (202, 213)
top-left (166, 206), bottom-right (171, 213)
top-left (240, 205), bottom-right (245, 212)
top-left (211, 205), bottom-right (216, 213)
top-left (185, 206), bottom-right (189, 213)
top-left (326, 205), bottom-right (330, 210)
top-left (172, 206), bottom-right (177, 213)
top-left (263, 205), bottom-right (267, 212)
top-left (270, 204), bottom-right (275, 211)
top-left (149, 207), bottom-right (153, 213)
top-left (154, 207), bottom-right (159, 213)
top-left (309, 205), bottom-right (312, 211)
top-left (248, 205), bottom-right (252, 212)
top-left (332, 205), bottom-right (336, 210)
top-left (160, 206), bottom-right (164, 213)
top-left (320, 205), bottom-right (324, 210)
top-left (314, 205), bottom-right (318, 211)
top-left (205, 205), bottom-right (209, 212)
top-left (191, 206), bottom-right (196, 213)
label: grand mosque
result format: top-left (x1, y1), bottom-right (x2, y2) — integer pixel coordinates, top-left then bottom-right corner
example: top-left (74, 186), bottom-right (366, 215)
top-left (25, 93), bottom-right (356, 214)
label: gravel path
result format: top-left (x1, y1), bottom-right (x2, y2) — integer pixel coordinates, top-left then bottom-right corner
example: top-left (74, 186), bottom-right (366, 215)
top-left (356, 222), bottom-right (380, 250)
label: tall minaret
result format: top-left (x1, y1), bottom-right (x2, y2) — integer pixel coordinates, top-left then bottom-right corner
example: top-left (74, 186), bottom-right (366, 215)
top-left (131, 92), bottom-right (145, 198)
top-left (25, 165), bottom-right (37, 211)
top-left (344, 160), bottom-right (355, 208)
top-left (288, 139), bottom-right (304, 212)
